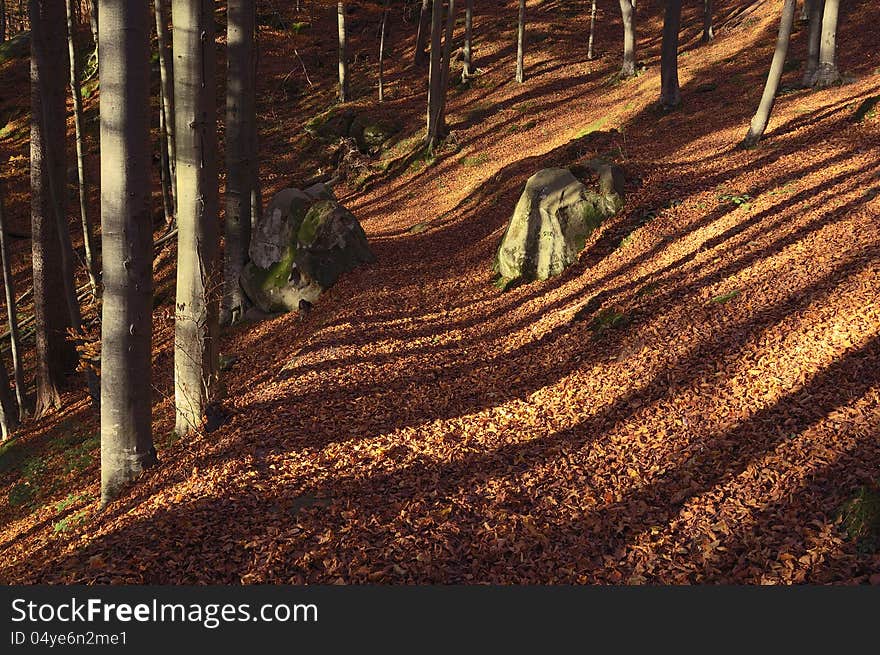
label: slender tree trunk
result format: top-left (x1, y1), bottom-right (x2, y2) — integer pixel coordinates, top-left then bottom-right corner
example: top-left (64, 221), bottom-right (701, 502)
top-left (0, 183), bottom-right (28, 419)
top-left (157, 86), bottom-right (174, 226)
top-left (1, 0), bottom-right (7, 43)
top-left (815, 0), bottom-right (840, 87)
top-left (98, 0), bottom-right (156, 504)
top-left (337, 1), bottom-right (348, 102)
top-left (659, 0), bottom-right (682, 110)
top-left (378, 0), bottom-right (388, 102)
top-left (426, 0), bottom-right (443, 150)
top-left (414, 0), bottom-right (430, 67)
top-left (88, 0), bottom-right (97, 47)
top-left (742, 0), bottom-right (797, 147)
top-left (515, 0), bottom-right (525, 83)
top-left (587, 0), bottom-right (597, 60)
top-left (250, 18), bottom-right (261, 229)
top-left (618, 0), bottom-right (636, 78)
top-left (801, 0), bottom-right (824, 87)
top-left (66, 0), bottom-right (99, 300)
top-left (0, 355), bottom-right (17, 439)
top-left (173, 0), bottom-right (219, 437)
top-left (223, 0), bottom-right (254, 325)
top-left (462, 0), bottom-right (473, 81)
top-left (154, 0), bottom-right (176, 220)
top-left (438, 0), bottom-right (455, 125)
top-left (702, 0), bottom-right (714, 43)
top-left (29, 0), bottom-right (77, 417)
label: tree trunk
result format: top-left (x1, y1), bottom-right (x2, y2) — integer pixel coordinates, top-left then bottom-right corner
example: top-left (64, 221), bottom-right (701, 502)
top-left (66, 0), bottom-right (99, 300)
top-left (173, 0), bottom-right (219, 437)
top-left (414, 0), bottom-right (430, 67)
top-left (154, 0), bottom-right (176, 220)
top-left (29, 0), bottom-right (77, 417)
top-left (702, 0), bottom-right (714, 43)
top-left (378, 0), bottom-right (388, 102)
top-left (426, 0), bottom-right (443, 150)
top-left (659, 0), bottom-right (682, 110)
top-left (0, 354), bottom-right (17, 439)
top-left (437, 0), bottom-right (455, 126)
top-left (157, 85), bottom-right (174, 227)
top-left (1, 0), bottom-right (6, 43)
top-left (337, 1), bottom-right (348, 102)
top-left (462, 0), bottom-right (473, 81)
top-left (587, 0), bottom-right (597, 60)
top-left (742, 0), bottom-right (797, 147)
top-left (223, 0), bottom-right (255, 325)
top-left (515, 0), bottom-right (525, 83)
top-left (88, 0), bottom-right (97, 47)
top-left (801, 0), bottom-right (824, 87)
top-left (98, 0), bottom-right (156, 504)
top-left (618, 0), bottom-right (636, 78)
top-left (0, 182), bottom-right (28, 419)
top-left (815, 0), bottom-right (840, 87)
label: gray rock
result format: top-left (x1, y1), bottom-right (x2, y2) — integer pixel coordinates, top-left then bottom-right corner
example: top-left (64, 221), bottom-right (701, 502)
top-left (493, 167), bottom-right (624, 283)
top-left (240, 189), bottom-right (374, 314)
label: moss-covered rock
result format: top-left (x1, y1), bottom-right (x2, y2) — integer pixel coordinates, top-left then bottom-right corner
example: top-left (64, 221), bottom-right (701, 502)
top-left (350, 116), bottom-right (400, 154)
top-left (240, 186), bottom-right (374, 313)
top-left (493, 166), bottom-right (624, 284)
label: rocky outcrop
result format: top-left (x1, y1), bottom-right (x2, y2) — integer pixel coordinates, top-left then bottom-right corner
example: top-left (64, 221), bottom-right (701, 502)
top-left (240, 185), bottom-right (374, 313)
top-left (494, 165), bottom-right (624, 284)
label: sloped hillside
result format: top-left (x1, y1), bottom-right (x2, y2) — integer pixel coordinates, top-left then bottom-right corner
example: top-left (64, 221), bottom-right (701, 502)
top-left (0, 0), bottom-right (879, 584)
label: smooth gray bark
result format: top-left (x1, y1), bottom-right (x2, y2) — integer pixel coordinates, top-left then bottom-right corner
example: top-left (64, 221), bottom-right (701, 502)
top-left (802, 0), bottom-right (824, 87)
top-left (815, 0), bottom-right (840, 86)
top-left (437, 0), bottom-right (455, 124)
top-left (154, 0), bottom-right (176, 222)
top-left (462, 0), bottom-right (473, 81)
top-left (742, 0), bottom-right (797, 147)
top-left (659, 0), bottom-right (682, 109)
top-left (588, 0), bottom-right (597, 60)
top-left (0, 183), bottom-right (28, 420)
top-left (378, 0), bottom-right (388, 101)
top-left (66, 0), bottom-right (99, 299)
top-left (414, 0), bottom-right (430, 66)
top-left (618, 0), bottom-right (636, 77)
top-left (98, 0), bottom-right (156, 504)
top-left (515, 0), bottom-right (525, 83)
top-left (223, 0), bottom-right (255, 325)
top-left (172, 0), bottom-right (220, 437)
top-left (426, 0), bottom-right (443, 150)
top-left (337, 2), bottom-right (348, 102)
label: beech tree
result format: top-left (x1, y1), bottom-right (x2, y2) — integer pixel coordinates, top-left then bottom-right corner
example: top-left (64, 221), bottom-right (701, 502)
top-left (378, 0), bottom-right (389, 101)
top-left (28, 0), bottom-right (77, 417)
top-left (173, 0), bottom-right (220, 437)
top-left (0, 182), bottom-right (27, 419)
top-left (154, 0), bottom-right (176, 226)
top-left (414, 0), bottom-right (431, 67)
top-left (462, 0), bottom-right (473, 81)
top-left (618, 0), bottom-right (637, 78)
top-left (98, 0), bottom-right (157, 503)
top-left (802, 0), bottom-right (824, 87)
top-left (702, 0), bottom-right (714, 43)
top-left (588, 0), bottom-right (597, 60)
top-left (66, 0), bottom-right (99, 299)
top-left (815, 0), bottom-right (841, 87)
top-left (426, 0), bottom-right (444, 150)
top-left (337, 1), bottom-right (349, 102)
top-left (515, 0), bottom-right (526, 83)
top-left (742, 0), bottom-right (797, 147)
top-left (1, 0), bottom-right (6, 43)
top-left (659, 0), bottom-right (682, 110)
top-left (223, 0), bottom-right (256, 325)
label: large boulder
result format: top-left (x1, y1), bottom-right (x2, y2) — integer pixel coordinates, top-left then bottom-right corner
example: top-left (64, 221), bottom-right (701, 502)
top-left (493, 165), bottom-right (624, 284)
top-left (241, 185), bottom-right (374, 313)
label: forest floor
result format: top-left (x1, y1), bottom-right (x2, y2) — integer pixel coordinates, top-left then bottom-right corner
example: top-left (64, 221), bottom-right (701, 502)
top-left (1, 0), bottom-right (879, 584)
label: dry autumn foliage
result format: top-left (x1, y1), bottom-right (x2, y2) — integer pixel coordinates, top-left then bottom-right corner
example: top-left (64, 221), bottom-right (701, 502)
top-left (0, 0), bottom-right (878, 585)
